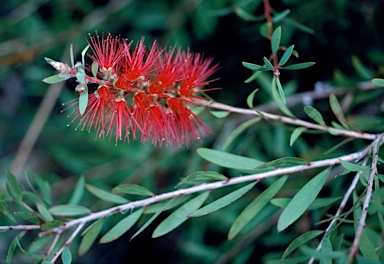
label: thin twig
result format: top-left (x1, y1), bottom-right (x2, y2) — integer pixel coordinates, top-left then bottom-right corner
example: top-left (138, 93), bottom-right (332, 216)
top-left (201, 100), bottom-right (377, 140)
top-left (41, 144), bottom-right (373, 236)
top-left (347, 135), bottom-right (382, 263)
top-left (308, 158), bottom-right (367, 264)
top-left (0, 224), bottom-right (41, 230)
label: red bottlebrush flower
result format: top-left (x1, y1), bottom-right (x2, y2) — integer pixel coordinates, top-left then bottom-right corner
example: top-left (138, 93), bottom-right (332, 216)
top-left (88, 33), bottom-right (126, 74)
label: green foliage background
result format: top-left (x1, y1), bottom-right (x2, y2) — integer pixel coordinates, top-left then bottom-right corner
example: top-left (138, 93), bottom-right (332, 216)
top-left (1, 0), bottom-right (384, 263)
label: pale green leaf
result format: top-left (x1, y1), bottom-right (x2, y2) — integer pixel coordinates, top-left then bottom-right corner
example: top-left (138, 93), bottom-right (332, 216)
top-left (68, 176), bottom-right (85, 205)
top-left (6, 171), bottom-right (22, 202)
top-left (81, 45), bottom-right (90, 66)
top-left (263, 57), bottom-right (274, 70)
top-left (234, 6), bottom-right (264, 22)
top-left (278, 168), bottom-right (329, 232)
top-left (61, 247), bottom-right (72, 264)
top-left (189, 182), bottom-right (257, 218)
top-left (26, 171), bottom-right (51, 205)
top-left (91, 62), bottom-right (99, 77)
top-left (143, 196), bottom-right (189, 214)
top-left (14, 232), bottom-right (47, 260)
top-left (281, 62), bottom-right (315, 70)
top-left (13, 211), bottom-right (39, 225)
top-left (210, 111), bottom-right (230, 118)
top-left (36, 202), bottom-right (54, 221)
top-left (283, 17), bottom-right (315, 34)
top-left (281, 230), bottom-right (324, 260)
top-left (279, 45), bottom-right (295, 66)
top-left (242, 62), bottom-right (269, 71)
top-left (304, 106), bottom-right (325, 125)
top-left (100, 208), bottom-right (143, 244)
top-left (276, 78), bottom-right (286, 104)
top-left (246, 89), bottom-right (258, 109)
top-left (271, 196), bottom-right (341, 210)
top-left (152, 192), bottom-right (209, 238)
top-left (197, 148), bottom-right (264, 173)
top-left (111, 184), bottom-right (153, 196)
top-left (256, 157), bottom-right (308, 169)
top-left (78, 218), bottom-right (104, 256)
top-left (86, 184), bottom-right (129, 204)
top-left (290, 127), bottom-right (307, 146)
top-left (272, 9), bottom-right (291, 23)
top-left (223, 118), bottom-right (261, 150)
top-left (42, 74), bottom-right (70, 84)
top-left (78, 86), bottom-right (88, 115)
top-left (329, 94), bottom-right (351, 130)
top-left (372, 78), bottom-right (384, 87)
top-left (41, 220), bottom-right (63, 231)
top-left (49, 204), bottom-right (91, 216)
top-left (176, 171), bottom-right (227, 187)
top-left (228, 176), bottom-right (287, 240)
top-left (271, 26), bottom-right (281, 53)
top-left (271, 77), bottom-right (295, 118)
top-left (339, 160), bottom-right (369, 172)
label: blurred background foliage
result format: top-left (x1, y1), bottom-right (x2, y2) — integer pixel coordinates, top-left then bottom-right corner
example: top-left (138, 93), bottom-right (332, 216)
top-left (1, 0), bottom-right (384, 263)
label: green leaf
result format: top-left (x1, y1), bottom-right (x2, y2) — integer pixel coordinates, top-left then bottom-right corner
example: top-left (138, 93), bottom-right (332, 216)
top-left (283, 17), bottom-right (315, 34)
top-left (100, 208), bottom-right (143, 244)
top-left (242, 62), bottom-right (269, 71)
top-left (246, 89), bottom-right (258, 109)
top-left (42, 74), bottom-right (70, 84)
top-left (281, 230), bottom-right (325, 260)
top-left (13, 212), bottom-right (39, 225)
top-left (91, 62), bottom-right (99, 77)
top-left (281, 62), bottom-right (315, 70)
top-left (278, 168), bottom-right (329, 232)
top-left (61, 247), bottom-right (72, 264)
top-left (339, 160), bottom-right (369, 172)
top-left (41, 220), bottom-right (63, 231)
top-left (152, 192), bottom-right (209, 238)
top-left (372, 78), bottom-right (384, 87)
top-left (68, 176), bottom-right (85, 205)
top-left (351, 55), bottom-right (374, 80)
top-left (276, 78), bottom-right (286, 104)
top-left (272, 9), bottom-right (291, 23)
top-left (271, 26), bottom-right (281, 53)
top-left (143, 196), bottom-right (189, 214)
top-left (197, 148), bottom-right (264, 173)
top-left (210, 111), bottom-right (230, 118)
top-left (70, 44), bottom-right (74, 66)
top-left (228, 176), bottom-right (287, 240)
top-left (78, 85), bottom-right (88, 115)
top-left (131, 198), bottom-right (175, 240)
top-left (329, 94), bottom-right (351, 130)
top-left (86, 184), bottom-right (129, 204)
top-left (279, 45), bottom-right (295, 66)
top-left (111, 184), bottom-right (154, 197)
top-left (271, 197), bottom-right (342, 210)
top-left (81, 45), bottom-right (90, 66)
top-left (245, 71), bottom-right (262, 83)
top-left (49, 205), bottom-right (91, 217)
top-left (263, 57), bottom-right (274, 70)
top-left (290, 127), bottom-right (307, 146)
top-left (189, 182), bottom-right (257, 218)
top-left (176, 171), bottom-right (228, 187)
top-left (304, 106), bottom-right (325, 125)
top-left (256, 157), bottom-right (308, 169)
top-left (7, 232), bottom-right (22, 264)
top-left (78, 218), bottom-right (104, 256)
top-left (14, 232), bottom-right (47, 260)
top-left (26, 171), bottom-right (51, 205)
top-left (0, 195), bottom-right (16, 223)
top-left (234, 6), bottom-right (264, 22)
top-left (36, 202), bottom-right (54, 221)
top-left (223, 118), bottom-right (261, 150)
top-left (271, 77), bottom-right (295, 118)
top-left (6, 171), bottom-right (22, 202)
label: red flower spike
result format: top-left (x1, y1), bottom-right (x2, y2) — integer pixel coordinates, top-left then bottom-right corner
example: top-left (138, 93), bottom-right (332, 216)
top-left (88, 33), bottom-right (126, 74)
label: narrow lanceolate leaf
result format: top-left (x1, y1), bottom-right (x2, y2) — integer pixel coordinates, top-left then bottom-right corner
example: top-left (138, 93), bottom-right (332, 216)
top-left (228, 176), bottom-right (287, 240)
top-left (304, 106), bottom-right (325, 125)
top-left (189, 182), bottom-right (257, 218)
top-left (61, 247), bottom-right (72, 264)
top-left (256, 157), bottom-right (308, 170)
top-left (281, 62), bottom-right (315, 70)
top-left (339, 160), bottom-right (369, 172)
top-left (131, 198), bottom-right (175, 240)
top-left (210, 111), bottom-right (230, 118)
top-left (78, 218), bottom-right (104, 256)
top-left (263, 57), bottom-right (274, 70)
top-left (279, 45), bottom-right (295, 66)
top-left (78, 86), bottom-right (88, 115)
top-left (100, 208), bottom-right (143, 244)
top-left (246, 89), bottom-right (258, 109)
top-left (6, 171), bottom-right (22, 202)
top-left (372, 78), bottom-right (384, 87)
top-left (271, 196), bottom-right (341, 210)
top-left (271, 77), bottom-right (295, 118)
top-left (42, 74), bottom-right (70, 84)
top-left (41, 220), bottom-right (63, 231)
top-left (242, 62), bottom-right (269, 71)
top-left (7, 232), bottom-right (23, 264)
top-left (13, 212), bottom-right (39, 225)
top-left (81, 45), bottom-right (90, 66)
top-left (68, 176), bottom-right (85, 205)
top-left (36, 202), bottom-right (54, 221)
top-left (223, 118), bottom-right (261, 150)
top-left (351, 55), bottom-right (374, 80)
top-left (86, 184), bottom-right (129, 204)
top-left (281, 230), bottom-right (324, 260)
top-left (91, 62), bottom-right (99, 77)
top-left (152, 192), bottom-right (209, 238)
top-left (14, 232), bottom-right (47, 260)
top-left (49, 205), bottom-right (91, 217)
top-left (27, 171), bottom-right (51, 205)
top-left (234, 6), bottom-right (265, 22)
top-left (329, 94), bottom-right (350, 130)
top-left (290, 127), bottom-right (307, 146)
top-left (278, 168), bottom-right (329, 232)
top-left (271, 26), bottom-right (282, 54)
top-left (272, 9), bottom-right (291, 23)
top-left (276, 78), bottom-right (286, 104)
top-left (176, 171), bottom-right (227, 187)
top-left (197, 148), bottom-right (264, 172)
top-left (111, 184), bottom-right (154, 197)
